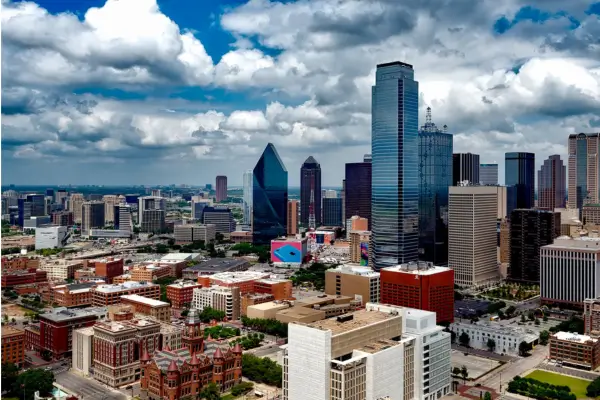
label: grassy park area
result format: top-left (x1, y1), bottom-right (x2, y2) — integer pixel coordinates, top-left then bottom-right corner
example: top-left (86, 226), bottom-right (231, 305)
top-left (524, 370), bottom-right (590, 398)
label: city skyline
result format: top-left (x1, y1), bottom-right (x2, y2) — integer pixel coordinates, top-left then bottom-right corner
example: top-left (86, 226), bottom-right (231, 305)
top-left (2, 0), bottom-right (598, 186)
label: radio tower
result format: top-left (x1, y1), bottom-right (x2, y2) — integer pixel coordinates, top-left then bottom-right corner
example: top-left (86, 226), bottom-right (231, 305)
top-left (308, 176), bottom-right (316, 230)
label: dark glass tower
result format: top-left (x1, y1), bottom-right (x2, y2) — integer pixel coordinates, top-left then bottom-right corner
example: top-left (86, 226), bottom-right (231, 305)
top-left (345, 155), bottom-right (372, 230)
top-left (538, 155), bottom-right (566, 210)
top-left (508, 209), bottom-right (560, 284)
top-left (300, 156), bottom-right (321, 228)
top-left (452, 153), bottom-right (480, 185)
top-left (252, 143), bottom-right (288, 245)
top-left (371, 61), bottom-right (419, 270)
top-left (418, 108), bottom-right (452, 266)
top-left (505, 152), bottom-right (535, 209)
top-left (322, 198), bottom-right (343, 226)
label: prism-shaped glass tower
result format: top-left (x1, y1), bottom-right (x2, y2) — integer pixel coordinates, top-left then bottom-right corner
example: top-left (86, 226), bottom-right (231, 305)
top-left (252, 143), bottom-right (288, 245)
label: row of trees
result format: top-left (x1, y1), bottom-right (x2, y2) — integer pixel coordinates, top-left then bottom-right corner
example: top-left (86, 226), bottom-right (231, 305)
top-left (230, 333), bottom-right (265, 350)
top-left (230, 243), bottom-right (269, 263)
top-left (204, 325), bottom-right (240, 339)
top-left (549, 317), bottom-right (584, 334)
top-left (198, 307), bottom-right (226, 323)
top-left (290, 263), bottom-right (331, 291)
top-left (451, 366), bottom-right (469, 384)
top-left (587, 376), bottom-right (600, 397)
top-left (508, 376), bottom-right (576, 400)
top-left (240, 316), bottom-right (288, 337)
top-left (1, 363), bottom-right (55, 400)
top-left (241, 354), bottom-right (282, 387)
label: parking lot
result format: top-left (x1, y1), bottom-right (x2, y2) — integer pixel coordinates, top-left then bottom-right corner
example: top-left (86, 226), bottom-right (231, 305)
top-left (55, 371), bottom-right (127, 400)
top-left (451, 350), bottom-right (501, 380)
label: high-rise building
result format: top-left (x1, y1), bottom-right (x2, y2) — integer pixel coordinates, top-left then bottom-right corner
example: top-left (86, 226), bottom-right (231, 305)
top-left (243, 170), bottom-right (253, 225)
top-left (418, 107), bottom-right (452, 266)
top-left (282, 303), bottom-right (451, 400)
top-left (344, 156), bottom-right (372, 230)
top-left (508, 209), bottom-right (560, 284)
top-left (505, 152), bottom-right (535, 209)
top-left (325, 265), bottom-right (379, 304)
top-left (51, 211), bottom-right (74, 227)
top-left (448, 186), bottom-right (498, 287)
top-left (216, 175), bottom-right (228, 203)
top-left (287, 200), bottom-right (298, 235)
top-left (55, 189), bottom-right (68, 207)
top-left (541, 237), bottom-right (600, 307)
top-left (452, 153), bottom-right (480, 185)
top-left (584, 298), bottom-right (600, 338)
top-left (191, 197), bottom-right (210, 221)
top-left (82, 201), bottom-right (105, 236)
top-left (323, 190), bottom-right (337, 198)
top-left (17, 194), bottom-right (46, 226)
top-left (300, 156), bottom-right (322, 229)
top-left (480, 164), bottom-right (498, 185)
top-left (538, 155), bottom-right (566, 210)
top-left (69, 193), bottom-right (85, 224)
top-left (252, 143), bottom-right (288, 245)
top-left (202, 207), bottom-right (235, 235)
top-left (102, 195), bottom-right (121, 225)
top-left (138, 196), bottom-right (166, 226)
top-left (322, 198), bottom-right (343, 227)
top-left (568, 133), bottom-right (600, 211)
top-left (116, 204), bottom-right (133, 234)
top-left (380, 261), bottom-right (454, 324)
top-left (141, 209), bottom-right (165, 233)
top-left (349, 230), bottom-right (371, 265)
top-left (371, 61), bottom-right (419, 271)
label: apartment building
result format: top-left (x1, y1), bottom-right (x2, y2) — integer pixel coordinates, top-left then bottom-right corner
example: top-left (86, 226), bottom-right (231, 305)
top-left (166, 281), bottom-right (202, 309)
top-left (130, 264), bottom-right (172, 282)
top-left (91, 257), bottom-right (124, 284)
top-left (53, 282), bottom-right (97, 307)
top-left (282, 303), bottom-right (451, 400)
top-left (325, 264), bottom-right (380, 305)
top-left (192, 286), bottom-right (241, 320)
top-left (174, 224), bottom-right (216, 244)
top-left (39, 260), bottom-right (84, 281)
top-left (550, 331), bottom-right (600, 370)
top-left (120, 294), bottom-right (171, 322)
top-left (350, 230), bottom-right (371, 265)
top-left (1, 256), bottom-right (40, 271)
top-left (91, 282), bottom-right (160, 307)
top-left (1, 268), bottom-right (47, 287)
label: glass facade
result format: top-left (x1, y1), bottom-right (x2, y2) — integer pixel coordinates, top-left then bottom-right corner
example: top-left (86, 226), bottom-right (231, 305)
top-left (419, 129), bottom-right (453, 266)
top-left (576, 139), bottom-right (588, 210)
top-left (344, 160), bottom-right (372, 229)
top-left (371, 61), bottom-right (419, 270)
top-left (505, 152), bottom-right (535, 209)
top-left (480, 164), bottom-right (498, 185)
top-left (322, 198), bottom-right (343, 227)
top-left (300, 156), bottom-right (322, 228)
top-left (452, 153), bottom-right (480, 185)
top-left (252, 143), bottom-right (288, 245)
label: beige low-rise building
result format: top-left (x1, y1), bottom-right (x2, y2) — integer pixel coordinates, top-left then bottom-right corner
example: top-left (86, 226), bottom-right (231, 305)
top-left (120, 294), bottom-right (171, 322)
top-left (325, 264), bottom-right (379, 304)
top-left (247, 300), bottom-right (293, 320)
top-left (39, 260), bottom-right (84, 281)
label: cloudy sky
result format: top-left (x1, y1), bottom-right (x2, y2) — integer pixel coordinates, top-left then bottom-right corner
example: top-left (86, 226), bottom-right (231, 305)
top-left (2, 0), bottom-right (599, 186)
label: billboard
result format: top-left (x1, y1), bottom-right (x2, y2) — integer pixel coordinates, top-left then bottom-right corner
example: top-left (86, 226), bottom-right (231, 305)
top-left (271, 240), bottom-right (304, 263)
top-left (360, 242), bottom-right (369, 266)
top-left (307, 231), bottom-right (335, 246)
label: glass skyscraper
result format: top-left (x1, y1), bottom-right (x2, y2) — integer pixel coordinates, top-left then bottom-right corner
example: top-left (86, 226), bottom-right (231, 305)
top-left (345, 155), bottom-right (372, 230)
top-left (252, 143), bottom-right (288, 245)
top-left (322, 197), bottom-right (343, 227)
top-left (242, 170), bottom-right (253, 225)
top-left (418, 108), bottom-right (453, 266)
top-left (371, 61), bottom-right (419, 270)
top-left (480, 164), bottom-right (499, 185)
top-left (505, 152), bottom-right (535, 209)
top-left (568, 133), bottom-right (600, 211)
top-left (300, 156), bottom-right (322, 228)
top-left (452, 153), bottom-right (480, 185)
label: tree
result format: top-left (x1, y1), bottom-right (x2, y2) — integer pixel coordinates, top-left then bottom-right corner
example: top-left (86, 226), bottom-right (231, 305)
top-left (528, 311), bottom-right (535, 321)
top-left (520, 314), bottom-right (526, 323)
top-left (518, 341), bottom-right (531, 356)
top-left (199, 382), bottom-right (220, 400)
top-left (450, 330), bottom-right (457, 344)
top-left (460, 365), bottom-right (469, 384)
top-left (459, 332), bottom-right (470, 347)
top-left (14, 368), bottom-right (55, 399)
top-left (231, 382), bottom-right (254, 396)
top-left (452, 367), bottom-right (461, 376)
top-left (543, 314), bottom-right (548, 322)
top-left (242, 354), bottom-right (282, 387)
top-left (539, 330), bottom-right (550, 346)
top-left (587, 377), bottom-right (600, 397)
top-left (484, 392), bottom-right (492, 400)
top-left (534, 318), bottom-right (540, 326)
top-left (486, 338), bottom-right (496, 353)
top-left (1, 363), bottom-right (19, 394)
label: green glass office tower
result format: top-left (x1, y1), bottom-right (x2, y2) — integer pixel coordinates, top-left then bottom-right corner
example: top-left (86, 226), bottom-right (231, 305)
top-left (371, 61), bottom-right (419, 271)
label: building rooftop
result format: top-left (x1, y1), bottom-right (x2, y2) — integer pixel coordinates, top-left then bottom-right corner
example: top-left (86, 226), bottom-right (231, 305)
top-left (121, 294), bottom-right (169, 307)
top-left (277, 306), bottom-right (323, 319)
top-left (160, 253), bottom-right (199, 261)
top-left (255, 278), bottom-right (292, 285)
top-left (167, 280), bottom-right (202, 289)
top-left (247, 300), bottom-right (292, 311)
top-left (54, 282), bottom-right (97, 294)
top-left (40, 307), bottom-right (106, 322)
top-left (209, 271), bottom-right (270, 283)
top-left (271, 237), bottom-right (308, 243)
top-left (331, 264), bottom-right (380, 278)
top-left (92, 257), bottom-right (122, 263)
top-left (357, 338), bottom-right (402, 354)
top-left (553, 331), bottom-right (597, 343)
top-left (1, 326), bottom-right (24, 337)
top-left (184, 258), bottom-right (249, 273)
top-left (74, 326), bottom-right (95, 336)
top-left (93, 281), bottom-right (157, 293)
top-left (544, 237), bottom-right (600, 250)
top-left (303, 308), bottom-right (400, 336)
top-left (382, 261), bottom-right (451, 276)
top-left (296, 294), bottom-right (353, 307)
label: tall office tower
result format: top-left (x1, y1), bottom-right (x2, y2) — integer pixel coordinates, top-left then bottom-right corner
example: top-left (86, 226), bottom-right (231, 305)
top-left (191, 197), bottom-right (210, 221)
top-left (69, 193), bottom-right (85, 224)
top-left (243, 170), bottom-right (253, 225)
top-left (45, 188), bottom-right (54, 198)
top-left (116, 204), bottom-right (133, 234)
top-left (300, 156), bottom-right (322, 229)
top-left (509, 209), bottom-right (560, 284)
top-left (55, 189), bottom-right (68, 206)
top-left (340, 180), bottom-right (345, 228)
top-left (138, 196), bottom-right (166, 226)
top-left (323, 190), bottom-right (337, 198)
top-left (82, 201), bottom-right (105, 235)
top-left (448, 186), bottom-right (498, 287)
top-left (2, 190), bottom-right (19, 208)
top-left (452, 153), bottom-right (480, 185)
top-left (568, 133), bottom-right (600, 210)
top-left (252, 143), bottom-right (288, 245)
top-left (322, 198), bottom-right (343, 226)
top-left (215, 176), bottom-right (228, 203)
top-left (17, 194), bottom-right (47, 226)
top-left (371, 61), bottom-right (419, 271)
top-left (102, 195), bottom-right (121, 225)
top-left (480, 164), bottom-right (498, 185)
top-left (282, 303), bottom-right (452, 400)
top-left (345, 155), bottom-right (372, 230)
top-left (287, 200), bottom-right (298, 235)
top-left (505, 152), bottom-right (535, 209)
top-left (538, 155), bottom-right (566, 210)
top-left (202, 207), bottom-right (235, 235)
top-left (418, 107), bottom-right (452, 266)
top-left (151, 189), bottom-right (161, 197)
top-left (141, 209), bottom-right (165, 233)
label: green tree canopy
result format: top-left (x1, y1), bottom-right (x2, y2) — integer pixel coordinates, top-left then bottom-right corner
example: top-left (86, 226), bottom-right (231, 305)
top-left (14, 368), bottom-right (55, 400)
top-left (586, 376), bottom-right (600, 397)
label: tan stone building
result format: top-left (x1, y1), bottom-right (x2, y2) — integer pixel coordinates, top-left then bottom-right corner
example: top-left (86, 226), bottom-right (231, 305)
top-left (120, 294), bottom-right (171, 322)
top-left (325, 264), bottom-right (379, 304)
top-left (241, 293), bottom-right (275, 316)
top-left (349, 231), bottom-right (371, 264)
top-left (499, 218), bottom-right (510, 264)
top-left (287, 200), bottom-right (298, 235)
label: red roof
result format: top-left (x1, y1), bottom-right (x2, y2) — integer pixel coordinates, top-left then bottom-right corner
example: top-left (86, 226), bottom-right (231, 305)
top-left (232, 343), bottom-right (242, 353)
top-left (213, 347), bottom-right (223, 359)
top-left (189, 352), bottom-right (200, 366)
top-left (167, 359), bottom-right (179, 372)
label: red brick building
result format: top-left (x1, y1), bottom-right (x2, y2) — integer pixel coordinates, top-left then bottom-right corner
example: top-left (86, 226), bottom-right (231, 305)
top-left (52, 211), bottom-right (74, 227)
top-left (25, 324), bottom-right (40, 352)
top-left (89, 257), bottom-right (124, 284)
top-left (1, 257), bottom-right (40, 271)
top-left (91, 282), bottom-right (160, 307)
top-left (2, 326), bottom-right (25, 366)
top-left (140, 310), bottom-right (242, 400)
top-left (38, 307), bottom-right (106, 359)
top-left (1, 268), bottom-right (47, 287)
top-left (53, 282), bottom-right (98, 307)
top-left (380, 262), bottom-right (454, 324)
top-left (166, 281), bottom-right (202, 309)
top-left (550, 331), bottom-right (600, 370)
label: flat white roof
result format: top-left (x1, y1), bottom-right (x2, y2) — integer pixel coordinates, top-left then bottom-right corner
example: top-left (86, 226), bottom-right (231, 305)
top-left (382, 263), bottom-right (451, 275)
top-left (94, 281), bottom-right (157, 293)
top-left (209, 271), bottom-right (270, 283)
top-left (332, 264), bottom-right (380, 277)
top-left (167, 281), bottom-right (202, 289)
top-left (553, 331), bottom-right (597, 343)
top-left (161, 253), bottom-right (199, 261)
top-left (120, 294), bottom-right (169, 307)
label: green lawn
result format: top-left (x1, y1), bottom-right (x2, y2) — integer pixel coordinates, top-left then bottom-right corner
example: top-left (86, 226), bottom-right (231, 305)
top-left (525, 370), bottom-right (591, 398)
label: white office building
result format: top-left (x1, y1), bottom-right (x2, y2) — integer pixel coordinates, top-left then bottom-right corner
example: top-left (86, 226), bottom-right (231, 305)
top-left (191, 285), bottom-right (241, 320)
top-left (35, 225), bottom-right (68, 250)
top-left (282, 303), bottom-right (451, 400)
top-left (72, 327), bottom-right (94, 376)
top-left (243, 170), bottom-right (253, 225)
top-left (450, 321), bottom-right (538, 356)
top-left (541, 237), bottom-right (600, 306)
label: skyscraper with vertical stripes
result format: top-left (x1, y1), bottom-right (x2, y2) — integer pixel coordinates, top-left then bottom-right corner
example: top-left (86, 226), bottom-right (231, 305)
top-left (568, 133), bottom-right (600, 211)
top-left (538, 155), bottom-right (566, 210)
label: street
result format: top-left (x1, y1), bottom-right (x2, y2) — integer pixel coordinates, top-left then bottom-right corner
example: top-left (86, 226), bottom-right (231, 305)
top-left (55, 371), bottom-right (127, 400)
